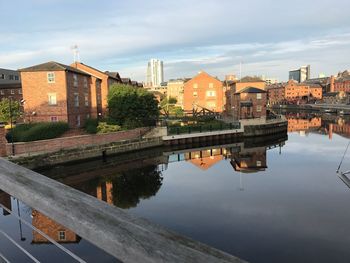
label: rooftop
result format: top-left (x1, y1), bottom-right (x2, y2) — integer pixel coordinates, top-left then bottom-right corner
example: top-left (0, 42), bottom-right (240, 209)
top-left (235, 86), bottom-right (267, 94)
top-left (19, 61), bottom-right (91, 76)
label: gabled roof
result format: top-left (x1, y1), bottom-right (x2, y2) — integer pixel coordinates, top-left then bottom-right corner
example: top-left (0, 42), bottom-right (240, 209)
top-left (19, 61), bottom-right (91, 76)
top-left (121, 78), bottom-right (132, 84)
top-left (235, 86), bottom-right (267, 94)
top-left (105, 71), bottom-right (121, 81)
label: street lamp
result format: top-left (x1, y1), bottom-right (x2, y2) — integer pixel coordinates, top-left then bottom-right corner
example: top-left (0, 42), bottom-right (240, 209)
top-left (9, 97), bottom-right (15, 156)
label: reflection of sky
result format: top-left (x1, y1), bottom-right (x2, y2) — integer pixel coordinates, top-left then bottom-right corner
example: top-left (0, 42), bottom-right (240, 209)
top-left (128, 132), bottom-right (350, 263)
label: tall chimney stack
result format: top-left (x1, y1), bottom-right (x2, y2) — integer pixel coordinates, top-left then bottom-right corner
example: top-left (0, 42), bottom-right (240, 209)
top-left (330, 75), bottom-right (335, 92)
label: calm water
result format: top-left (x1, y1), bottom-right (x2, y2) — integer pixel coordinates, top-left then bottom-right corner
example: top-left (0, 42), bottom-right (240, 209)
top-left (2, 112), bottom-right (350, 262)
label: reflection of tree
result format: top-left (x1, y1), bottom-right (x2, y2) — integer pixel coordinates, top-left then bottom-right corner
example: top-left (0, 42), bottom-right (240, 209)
top-left (111, 165), bottom-right (163, 209)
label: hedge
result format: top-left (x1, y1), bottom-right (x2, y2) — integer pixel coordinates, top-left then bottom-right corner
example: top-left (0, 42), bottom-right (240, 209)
top-left (7, 122), bottom-right (69, 142)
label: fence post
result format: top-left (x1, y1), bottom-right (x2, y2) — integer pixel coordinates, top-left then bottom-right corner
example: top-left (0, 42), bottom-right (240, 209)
top-left (189, 126), bottom-right (191, 134)
top-left (176, 127), bottom-right (179, 135)
top-left (210, 125), bottom-right (212, 132)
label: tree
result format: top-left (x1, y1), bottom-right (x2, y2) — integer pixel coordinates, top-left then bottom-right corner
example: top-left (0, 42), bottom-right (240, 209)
top-left (108, 84), bottom-right (159, 127)
top-left (0, 98), bottom-right (21, 124)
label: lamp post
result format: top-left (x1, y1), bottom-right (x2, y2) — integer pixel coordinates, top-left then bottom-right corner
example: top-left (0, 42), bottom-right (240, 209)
top-left (9, 97), bottom-right (15, 156)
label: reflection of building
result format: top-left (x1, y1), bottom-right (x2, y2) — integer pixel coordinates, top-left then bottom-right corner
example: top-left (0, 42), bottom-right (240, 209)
top-left (96, 182), bottom-right (113, 204)
top-left (32, 210), bottom-right (81, 244)
top-left (287, 117), bottom-right (322, 132)
top-left (183, 71), bottom-right (224, 112)
top-left (289, 65), bottom-right (310, 83)
top-left (230, 146), bottom-right (267, 173)
top-left (185, 148), bottom-right (226, 170)
top-left (0, 190), bottom-right (11, 216)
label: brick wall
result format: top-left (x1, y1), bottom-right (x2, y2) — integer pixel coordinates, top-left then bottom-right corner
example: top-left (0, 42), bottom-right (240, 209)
top-left (183, 71), bottom-right (224, 112)
top-left (0, 126), bottom-right (7, 157)
top-left (6, 127), bottom-right (149, 156)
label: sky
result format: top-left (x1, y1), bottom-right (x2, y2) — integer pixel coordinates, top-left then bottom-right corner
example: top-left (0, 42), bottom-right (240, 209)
top-left (0, 0), bottom-right (350, 82)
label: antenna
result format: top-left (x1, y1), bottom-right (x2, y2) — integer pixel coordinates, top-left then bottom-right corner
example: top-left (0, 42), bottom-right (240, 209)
top-left (71, 44), bottom-right (80, 63)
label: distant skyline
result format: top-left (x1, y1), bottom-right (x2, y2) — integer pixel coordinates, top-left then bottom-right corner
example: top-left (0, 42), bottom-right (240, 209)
top-left (1, 0), bottom-right (349, 82)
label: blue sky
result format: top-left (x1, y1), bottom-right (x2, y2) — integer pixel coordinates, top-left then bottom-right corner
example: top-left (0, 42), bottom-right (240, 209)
top-left (1, 0), bottom-right (349, 82)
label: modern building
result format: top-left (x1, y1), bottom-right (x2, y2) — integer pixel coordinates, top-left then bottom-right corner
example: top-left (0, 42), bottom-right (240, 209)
top-left (20, 61), bottom-right (94, 128)
top-left (183, 71), bottom-right (224, 113)
top-left (232, 87), bottom-right (267, 120)
top-left (260, 75), bottom-right (279, 85)
top-left (0, 68), bottom-right (22, 102)
top-left (225, 74), bottom-right (237, 81)
top-left (146, 59), bottom-right (164, 87)
top-left (289, 65), bottom-right (310, 83)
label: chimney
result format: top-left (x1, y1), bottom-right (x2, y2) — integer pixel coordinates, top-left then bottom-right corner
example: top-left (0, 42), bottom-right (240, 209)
top-left (330, 75), bottom-right (335, 92)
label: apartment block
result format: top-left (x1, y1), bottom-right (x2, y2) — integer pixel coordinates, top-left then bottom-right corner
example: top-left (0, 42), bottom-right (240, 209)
top-left (232, 87), bottom-right (267, 120)
top-left (0, 68), bottom-right (22, 102)
top-left (183, 71), bottom-right (224, 113)
top-left (20, 61), bottom-right (93, 128)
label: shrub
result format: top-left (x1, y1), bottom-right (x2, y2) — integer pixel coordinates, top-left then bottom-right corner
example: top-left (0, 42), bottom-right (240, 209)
top-left (84, 118), bottom-right (98, 134)
top-left (7, 122), bottom-right (69, 142)
top-left (122, 118), bottom-right (143, 130)
top-left (97, 122), bottom-right (121, 134)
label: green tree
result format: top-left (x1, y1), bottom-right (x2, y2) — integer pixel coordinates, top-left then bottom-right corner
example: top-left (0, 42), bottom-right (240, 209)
top-left (0, 98), bottom-right (21, 123)
top-left (108, 84), bottom-right (159, 127)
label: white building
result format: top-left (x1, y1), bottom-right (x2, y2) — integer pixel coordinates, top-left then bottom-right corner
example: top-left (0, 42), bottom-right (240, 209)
top-left (146, 59), bottom-right (164, 87)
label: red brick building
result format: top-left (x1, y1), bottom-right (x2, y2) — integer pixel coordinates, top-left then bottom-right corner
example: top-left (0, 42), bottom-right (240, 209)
top-left (183, 71), bottom-right (224, 112)
top-left (71, 62), bottom-right (122, 117)
top-left (267, 80), bottom-right (322, 104)
top-left (20, 61), bottom-right (94, 128)
top-left (330, 71), bottom-right (350, 93)
top-left (0, 68), bottom-right (22, 102)
top-left (232, 87), bottom-right (267, 120)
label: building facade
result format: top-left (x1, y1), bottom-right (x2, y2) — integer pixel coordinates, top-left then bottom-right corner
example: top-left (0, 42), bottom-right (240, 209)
top-left (232, 87), bottom-right (267, 120)
top-left (183, 71), bottom-right (224, 113)
top-left (289, 65), bottom-right (310, 83)
top-left (167, 78), bottom-right (188, 108)
top-left (0, 68), bottom-right (22, 102)
top-left (146, 59), bottom-right (164, 87)
top-left (71, 62), bottom-right (122, 117)
top-left (267, 80), bottom-right (322, 104)
top-left (20, 61), bottom-right (94, 128)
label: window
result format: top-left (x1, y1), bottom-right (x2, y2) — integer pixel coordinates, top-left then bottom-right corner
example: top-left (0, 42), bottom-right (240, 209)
top-left (206, 90), bottom-right (216, 97)
top-left (257, 105), bottom-right (262, 112)
top-left (0, 74), bottom-right (4, 79)
top-left (83, 77), bottom-right (88, 89)
top-left (51, 116), bottom-right (58, 122)
top-left (10, 89), bottom-right (14, 95)
top-left (58, 231), bottom-right (66, 241)
top-left (193, 83), bottom-right (198, 89)
top-left (84, 93), bottom-right (89, 106)
top-left (86, 113), bottom-right (90, 119)
top-left (193, 91), bottom-right (198, 97)
top-left (47, 72), bottom-right (55, 83)
top-left (76, 115), bottom-right (81, 127)
top-left (206, 101), bottom-right (216, 108)
top-left (0, 90), bottom-right (4, 95)
top-left (18, 89), bottom-right (22, 95)
top-left (257, 93), bottom-right (262, 99)
top-left (14, 76), bottom-right (19, 81)
top-left (73, 74), bottom-right (78, 87)
top-left (74, 93), bottom-right (79, 107)
top-left (256, 161), bottom-right (262, 167)
top-left (97, 94), bottom-right (101, 104)
top-left (9, 75), bottom-right (14, 80)
top-left (209, 83), bottom-right (213, 89)
top-left (48, 93), bottom-right (57, 105)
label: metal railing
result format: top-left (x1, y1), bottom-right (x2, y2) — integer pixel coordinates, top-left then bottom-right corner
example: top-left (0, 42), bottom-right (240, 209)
top-left (167, 122), bottom-right (241, 135)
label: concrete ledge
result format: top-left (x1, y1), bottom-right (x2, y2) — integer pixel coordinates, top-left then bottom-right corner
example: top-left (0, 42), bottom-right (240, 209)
top-left (0, 158), bottom-right (247, 263)
top-left (163, 128), bottom-right (244, 141)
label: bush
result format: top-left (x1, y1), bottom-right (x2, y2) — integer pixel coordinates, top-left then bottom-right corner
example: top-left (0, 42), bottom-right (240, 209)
top-left (122, 118), bottom-right (143, 130)
top-left (84, 118), bottom-right (98, 134)
top-left (97, 122), bottom-right (121, 134)
top-left (7, 122), bottom-right (69, 142)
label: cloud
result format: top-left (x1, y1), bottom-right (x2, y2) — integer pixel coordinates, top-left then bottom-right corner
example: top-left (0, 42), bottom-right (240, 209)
top-left (0, 0), bottom-right (349, 81)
